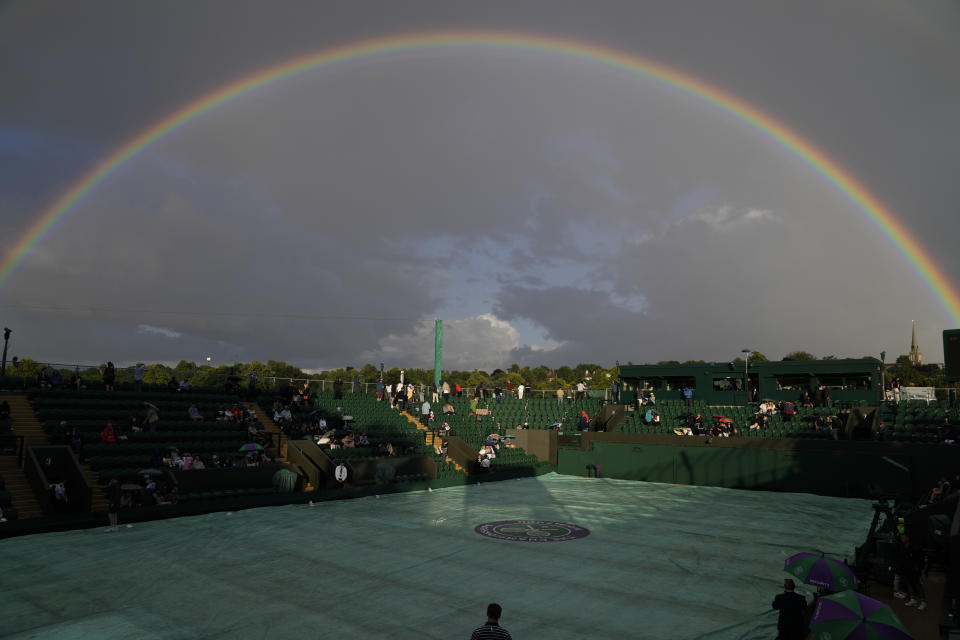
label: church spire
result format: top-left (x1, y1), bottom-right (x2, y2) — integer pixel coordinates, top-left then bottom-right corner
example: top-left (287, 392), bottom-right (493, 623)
top-left (909, 320), bottom-right (924, 366)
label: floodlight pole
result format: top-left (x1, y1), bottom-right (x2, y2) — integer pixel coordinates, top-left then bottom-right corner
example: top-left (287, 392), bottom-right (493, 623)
top-left (742, 349), bottom-right (751, 404)
top-left (880, 351), bottom-right (886, 403)
top-left (1, 328), bottom-right (10, 376)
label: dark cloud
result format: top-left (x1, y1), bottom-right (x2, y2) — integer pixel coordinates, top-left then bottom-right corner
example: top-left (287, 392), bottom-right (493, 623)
top-left (1, 0), bottom-right (957, 368)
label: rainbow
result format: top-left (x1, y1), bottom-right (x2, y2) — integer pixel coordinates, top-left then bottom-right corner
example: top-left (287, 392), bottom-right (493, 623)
top-left (4, 31), bottom-right (959, 324)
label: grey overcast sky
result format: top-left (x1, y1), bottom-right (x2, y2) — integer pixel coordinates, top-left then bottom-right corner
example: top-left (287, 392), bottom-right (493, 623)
top-left (1, 0), bottom-right (958, 371)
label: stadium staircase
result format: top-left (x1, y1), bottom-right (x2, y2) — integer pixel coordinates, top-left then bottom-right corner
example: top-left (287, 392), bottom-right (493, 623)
top-left (1, 393), bottom-right (110, 517)
top-left (402, 411), bottom-right (465, 474)
top-left (0, 394), bottom-right (46, 518)
top-left (243, 401), bottom-right (314, 491)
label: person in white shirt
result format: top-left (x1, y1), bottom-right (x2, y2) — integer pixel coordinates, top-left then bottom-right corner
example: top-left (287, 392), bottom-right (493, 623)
top-left (335, 462), bottom-right (348, 487)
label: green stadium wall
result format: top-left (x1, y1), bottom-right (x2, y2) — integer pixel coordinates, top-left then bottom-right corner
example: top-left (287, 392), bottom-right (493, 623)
top-left (557, 434), bottom-right (960, 499)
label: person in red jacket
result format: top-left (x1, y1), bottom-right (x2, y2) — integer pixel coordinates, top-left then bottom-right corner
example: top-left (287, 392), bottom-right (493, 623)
top-left (101, 423), bottom-right (117, 444)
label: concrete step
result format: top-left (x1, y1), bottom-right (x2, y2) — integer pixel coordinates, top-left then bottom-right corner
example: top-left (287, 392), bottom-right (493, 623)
top-left (243, 401), bottom-right (288, 463)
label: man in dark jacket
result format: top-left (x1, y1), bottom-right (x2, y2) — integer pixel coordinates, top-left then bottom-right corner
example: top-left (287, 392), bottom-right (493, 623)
top-left (772, 578), bottom-right (807, 640)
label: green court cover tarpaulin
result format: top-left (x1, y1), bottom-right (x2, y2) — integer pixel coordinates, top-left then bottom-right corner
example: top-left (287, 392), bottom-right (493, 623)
top-left (0, 473), bottom-right (873, 639)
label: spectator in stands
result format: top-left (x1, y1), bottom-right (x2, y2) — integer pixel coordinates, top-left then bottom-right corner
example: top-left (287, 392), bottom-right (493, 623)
top-left (144, 402), bottom-right (160, 432)
top-left (49, 420), bottom-right (66, 445)
top-left (455, 383), bottom-right (463, 397)
top-left (134, 363), bottom-right (145, 392)
top-left (576, 381), bottom-right (585, 400)
top-left (70, 425), bottom-right (82, 455)
top-left (772, 579), bottom-right (807, 640)
top-left (102, 362), bottom-right (116, 391)
top-left (100, 423), bottom-right (118, 444)
top-left (442, 380), bottom-right (451, 402)
top-left (927, 476), bottom-right (951, 503)
top-left (442, 402), bottom-right (456, 415)
top-left (124, 412), bottom-right (140, 433)
top-left (421, 399), bottom-right (431, 427)
top-left (333, 376), bottom-right (343, 400)
top-left (438, 439), bottom-right (448, 462)
top-left (874, 421), bottom-right (890, 441)
top-left (357, 433), bottom-right (370, 446)
top-left (179, 378), bottom-right (191, 392)
top-left (188, 404), bottom-right (203, 421)
top-left (167, 375), bottom-right (179, 392)
top-left (0, 400), bottom-right (9, 420)
top-left (943, 423), bottom-right (958, 445)
top-left (431, 383), bottom-right (439, 403)
top-left (781, 401), bottom-right (797, 422)
top-left (70, 369), bottom-right (84, 390)
top-left (113, 422), bottom-right (129, 441)
top-left (376, 378), bottom-right (384, 401)
top-left (517, 383), bottom-right (525, 400)
top-left (471, 603), bottom-right (512, 640)
top-left (494, 385), bottom-right (503, 403)
top-left (158, 486), bottom-right (179, 505)
top-left (556, 387), bottom-right (564, 407)
top-left (274, 405), bottom-right (292, 425)
top-left (50, 369), bottom-right (63, 388)
top-left (759, 400), bottom-right (777, 415)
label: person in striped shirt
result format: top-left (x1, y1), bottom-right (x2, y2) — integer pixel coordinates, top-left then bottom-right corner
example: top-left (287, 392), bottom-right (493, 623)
top-left (470, 603), bottom-right (512, 640)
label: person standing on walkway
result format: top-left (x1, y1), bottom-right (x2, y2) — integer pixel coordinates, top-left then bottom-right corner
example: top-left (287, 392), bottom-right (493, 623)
top-left (772, 579), bottom-right (807, 640)
top-left (134, 363), bottom-right (145, 392)
top-left (470, 603), bottom-right (512, 640)
top-left (102, 362), bottom-right (116, 392)
top-left (105, 478), bottom-right (121, 532)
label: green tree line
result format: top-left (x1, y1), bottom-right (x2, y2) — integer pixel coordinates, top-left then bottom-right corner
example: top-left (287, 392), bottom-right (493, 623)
top-left (8, 352), bottom-right (954, 389)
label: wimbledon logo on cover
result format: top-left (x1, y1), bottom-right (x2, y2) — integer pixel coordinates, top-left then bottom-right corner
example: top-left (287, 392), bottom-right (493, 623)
top-left (474, 520), bottom-right (590, 542)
